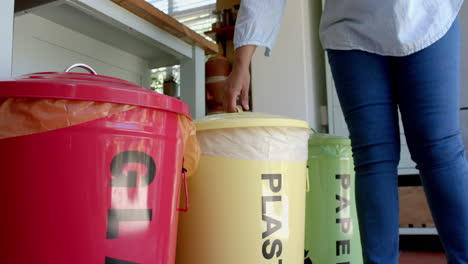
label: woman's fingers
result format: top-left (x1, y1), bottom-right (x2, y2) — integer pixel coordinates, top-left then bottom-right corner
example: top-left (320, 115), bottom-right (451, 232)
top-left (240, 73), bottom-right (250, 111)
top-left (223, 78), bottom-right (239, 112)
top-left (222, 45), bottom-right (256, 113)
top-left (224, 68), bottom-right (250, 112)
top-left (226, 85), bottom-right (239, 112)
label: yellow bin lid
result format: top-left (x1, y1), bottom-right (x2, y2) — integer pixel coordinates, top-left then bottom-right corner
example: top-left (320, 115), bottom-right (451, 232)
top-left (195, 112), bottom-right (310, 131)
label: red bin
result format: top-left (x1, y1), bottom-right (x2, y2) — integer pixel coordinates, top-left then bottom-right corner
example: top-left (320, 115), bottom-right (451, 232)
top-left (0, 64), bottom-right (198, 264)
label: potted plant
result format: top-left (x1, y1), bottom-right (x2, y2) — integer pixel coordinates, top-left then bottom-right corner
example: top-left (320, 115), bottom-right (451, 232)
top-left (163, 73), bottom-right (178, 97)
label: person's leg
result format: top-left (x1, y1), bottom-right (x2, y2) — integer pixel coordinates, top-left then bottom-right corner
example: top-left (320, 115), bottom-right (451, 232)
top-left (395, 19), bottom-right (468, 264)
top-left (328, 50), bottom-right (400, 264)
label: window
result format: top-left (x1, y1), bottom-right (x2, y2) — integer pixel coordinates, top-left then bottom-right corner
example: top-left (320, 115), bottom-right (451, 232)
top-left (146, 0), bottom-right (216, 40)
top-left (146, 0), bottom-right (216, 16)
top-left (150, 66), bottom-right (180, 95)
top-left (147, 0), bottom-right (217, 94)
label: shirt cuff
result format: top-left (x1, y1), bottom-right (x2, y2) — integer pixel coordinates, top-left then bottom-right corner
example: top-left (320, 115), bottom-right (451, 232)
top-left (234, 41), bottom-right (273, 56)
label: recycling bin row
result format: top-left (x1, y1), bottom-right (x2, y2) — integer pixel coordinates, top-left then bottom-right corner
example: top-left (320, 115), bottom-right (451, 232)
top-left (1, 65), bottom-right (362, 264)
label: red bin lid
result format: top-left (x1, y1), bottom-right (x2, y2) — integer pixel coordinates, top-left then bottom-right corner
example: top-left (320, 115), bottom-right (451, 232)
top-left (0, 64), bottom-right (191, 118)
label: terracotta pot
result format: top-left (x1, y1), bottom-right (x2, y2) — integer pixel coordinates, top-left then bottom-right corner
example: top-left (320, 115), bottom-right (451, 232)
top-left (206, 80), bottom-right (225, 109)
top-left (163, 81), bottom-right (177, 97)
top-left (205, 56), bottom-right (231, 77)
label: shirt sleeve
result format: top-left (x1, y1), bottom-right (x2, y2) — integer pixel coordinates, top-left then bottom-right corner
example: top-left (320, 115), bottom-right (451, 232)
top-left (233, 0), bottom-right (286, 56)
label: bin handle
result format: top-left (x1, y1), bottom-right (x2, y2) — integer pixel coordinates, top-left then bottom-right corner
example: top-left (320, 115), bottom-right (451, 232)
top-left (64, 63), bottom-right (97, 75)
top-left (178, 168), bottom-right (190, 212)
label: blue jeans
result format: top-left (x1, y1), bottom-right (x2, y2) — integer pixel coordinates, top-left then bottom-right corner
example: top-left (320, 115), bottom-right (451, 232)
top-left (328, 19), bottom-right (468, 264)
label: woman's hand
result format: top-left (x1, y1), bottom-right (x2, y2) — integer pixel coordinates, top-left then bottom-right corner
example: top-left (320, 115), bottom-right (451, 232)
top-left (223, 45), bottom-right (256, 112)
top-left (224, 63), bottom-right (250, 112)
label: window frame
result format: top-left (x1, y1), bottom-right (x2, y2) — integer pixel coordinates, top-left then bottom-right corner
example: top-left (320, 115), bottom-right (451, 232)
top-left (147, 0), bottom-right (215, 17)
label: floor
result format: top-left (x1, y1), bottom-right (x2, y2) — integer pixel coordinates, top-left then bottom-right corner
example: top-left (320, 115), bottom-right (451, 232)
top-left (400, 251), bottom-right (446, 264)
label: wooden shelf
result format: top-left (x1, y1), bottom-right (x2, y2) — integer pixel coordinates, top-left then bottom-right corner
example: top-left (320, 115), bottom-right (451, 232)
top-left (15, 0), bottom-right (218, 56)
top-left (15, 0), bottom-right (194, 64)
top-left (205, 26), bottom-right (235, 42)
top-left (113, 0), bottom-right (218, 55)
top-left (204, 26), bottom-right (235, 56)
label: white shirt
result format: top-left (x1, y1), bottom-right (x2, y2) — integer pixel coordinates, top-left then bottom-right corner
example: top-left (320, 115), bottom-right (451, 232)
top-left (234, 0), bottom-right (463, 57)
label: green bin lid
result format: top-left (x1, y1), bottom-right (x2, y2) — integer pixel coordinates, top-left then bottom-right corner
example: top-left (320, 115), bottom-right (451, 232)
top-left (309, 133), bottom-right (351, 146)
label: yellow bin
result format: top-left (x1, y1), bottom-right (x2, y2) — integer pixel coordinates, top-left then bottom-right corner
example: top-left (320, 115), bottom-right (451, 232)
top-left (176, 112), bottom-right (310, 264)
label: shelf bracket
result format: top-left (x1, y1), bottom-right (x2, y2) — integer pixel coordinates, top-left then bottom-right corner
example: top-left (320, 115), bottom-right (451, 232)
top-left (180, 46), bottom-right (205, 118)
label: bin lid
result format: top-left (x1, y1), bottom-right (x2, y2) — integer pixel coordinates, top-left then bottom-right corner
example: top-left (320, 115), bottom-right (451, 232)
top-left (195, 112), bottom-right (310, 131)
top-left (309, 133), bottom-right (351, 146)
top-left (0, 64), bottom-right (190, 118)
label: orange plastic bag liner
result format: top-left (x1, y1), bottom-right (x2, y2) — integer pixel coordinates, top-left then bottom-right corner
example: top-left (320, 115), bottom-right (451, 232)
top-left (178, 115), bottom-right (200, 177)
top-left (0, 98), bottom-right (136, 140)
top-left (0, 98), bottom-right (200, 176)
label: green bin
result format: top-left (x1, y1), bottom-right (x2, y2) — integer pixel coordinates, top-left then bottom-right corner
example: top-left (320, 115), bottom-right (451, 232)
top-left (305, 134), bottom-right (363, 264)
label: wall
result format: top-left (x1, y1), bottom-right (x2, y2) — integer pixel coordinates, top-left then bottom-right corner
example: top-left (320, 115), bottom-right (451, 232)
top-left (12, 14), bottom-right (149, 86)
top-left (459, 3), bottom-right (468, 108)
top-left (250, 0), bottom-right (325, 129)
top-left (0, 0), bottom-right (14, 79)
top-left (458, 3), bottom-right (468, 151)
